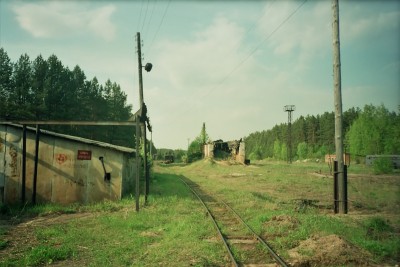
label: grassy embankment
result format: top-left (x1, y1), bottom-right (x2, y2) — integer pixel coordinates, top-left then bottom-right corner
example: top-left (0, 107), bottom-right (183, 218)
top-left (0, 159), bottom-right (399, 266)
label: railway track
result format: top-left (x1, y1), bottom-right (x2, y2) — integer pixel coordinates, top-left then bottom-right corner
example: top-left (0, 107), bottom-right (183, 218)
top-left (179, 176), bottom-right (289, 267)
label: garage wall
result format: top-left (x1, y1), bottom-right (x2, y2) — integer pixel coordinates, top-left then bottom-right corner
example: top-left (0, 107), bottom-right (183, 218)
top-left (0, 124), bottom-right (135, 205)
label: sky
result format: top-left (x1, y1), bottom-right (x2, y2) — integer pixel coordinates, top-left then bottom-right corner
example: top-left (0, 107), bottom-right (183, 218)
top-left (1, 0), bottom-right (399, 149)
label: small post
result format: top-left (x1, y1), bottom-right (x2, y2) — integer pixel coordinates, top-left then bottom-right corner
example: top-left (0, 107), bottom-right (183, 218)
top-left (333, 161), bottom-right (338, 214)
top-left (21, 125), bottom-right (26, 203)
top-left (32, 124), bottom-right (40, 204)
top-left (344, 164), bottom-right (348, 213)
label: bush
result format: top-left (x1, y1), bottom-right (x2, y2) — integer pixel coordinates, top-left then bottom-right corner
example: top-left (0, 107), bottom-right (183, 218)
top-left (373, 158), bottom-right (393, 174)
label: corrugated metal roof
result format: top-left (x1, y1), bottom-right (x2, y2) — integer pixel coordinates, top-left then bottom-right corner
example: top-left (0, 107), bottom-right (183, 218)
top-left (1, 123), bottom-right (135, 154)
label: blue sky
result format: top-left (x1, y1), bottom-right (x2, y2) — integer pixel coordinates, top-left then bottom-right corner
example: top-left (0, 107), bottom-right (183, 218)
top-left (1, 0), bottom-right (399, 149)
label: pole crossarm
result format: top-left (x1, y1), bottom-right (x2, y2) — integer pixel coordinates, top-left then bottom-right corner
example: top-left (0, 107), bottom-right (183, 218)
top-left (0, 120), bottom-right (138, 126)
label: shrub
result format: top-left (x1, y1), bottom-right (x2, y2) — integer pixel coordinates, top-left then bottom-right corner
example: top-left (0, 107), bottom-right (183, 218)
top-left (373, 158), bottom-right (393, 174)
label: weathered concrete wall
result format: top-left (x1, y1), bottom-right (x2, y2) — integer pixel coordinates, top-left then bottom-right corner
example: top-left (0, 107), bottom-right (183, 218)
top-left (203, 144), bottom-right (214, 158)
top-left (236, 142), bottom-right (245, 164)
top-left (0, 124), bottom-right (136, 205)
top-left (365, 155), bottom-right (400, 168)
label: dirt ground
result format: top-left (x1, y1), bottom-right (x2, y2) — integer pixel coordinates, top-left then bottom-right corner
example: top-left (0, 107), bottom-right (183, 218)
top-left (289, 234), bottom-right (373, 267)
top-left (263, 215), bottom-right (377, 266)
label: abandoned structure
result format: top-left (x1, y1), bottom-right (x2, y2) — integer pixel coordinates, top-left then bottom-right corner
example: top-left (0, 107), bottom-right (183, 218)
top-left (203, 139), bottom-right (246, 164)
top-left (0, 123), bottom-right (136, 205)
top-left (365, 155), bottom-right (400, 169)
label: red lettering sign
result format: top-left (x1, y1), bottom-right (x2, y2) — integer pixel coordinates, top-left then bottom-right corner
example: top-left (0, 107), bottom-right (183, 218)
top-left (77, 150), bottom-right (92, 160)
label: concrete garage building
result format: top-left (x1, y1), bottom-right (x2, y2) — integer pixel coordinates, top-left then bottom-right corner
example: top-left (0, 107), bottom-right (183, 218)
top-left (0, 123), bottom-right (136, 205)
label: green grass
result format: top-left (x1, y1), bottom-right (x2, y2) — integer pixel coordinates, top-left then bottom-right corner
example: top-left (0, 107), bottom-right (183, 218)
top-left (1, 159), bottom-right (398, 266)
top-left (0, 172), bottom-right (228, 267)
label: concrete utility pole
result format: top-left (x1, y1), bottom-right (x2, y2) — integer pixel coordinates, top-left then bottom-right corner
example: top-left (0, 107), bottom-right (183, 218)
top-left (284, 105), bottom-right (295, 163)
top-left (332, 0), bottom-right (347, 214)
top-left (136, 32), bottom-right (149, 205)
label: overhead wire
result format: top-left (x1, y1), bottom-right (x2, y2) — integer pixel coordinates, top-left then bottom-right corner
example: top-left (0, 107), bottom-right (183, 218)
top-left (143, 0), bottom-right (157, 45)
top-left (146, 0), bottom-right (171, 56)
top-left (136, 0), bottom-right (144, 33)
top-left (224, 0), bottom-right (277, 63)
top-left (141, 0), bottom-right (150, 33)
top-left (200, 0), bottom-right (308, 100)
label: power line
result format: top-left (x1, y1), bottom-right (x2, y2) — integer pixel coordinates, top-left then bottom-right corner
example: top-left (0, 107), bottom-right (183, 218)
top-left (198, 0), bottom-right (307, 101)
top-left (143, 0), bottom-right (157, 43)
top-left (141, 0), bottom-right (150, 33)
top-left (146, 0), bottom-right (171, 55)
top-left (225, 0), bottom-right (277, 62)
top-left (137, 0), bottom-right (145, 32)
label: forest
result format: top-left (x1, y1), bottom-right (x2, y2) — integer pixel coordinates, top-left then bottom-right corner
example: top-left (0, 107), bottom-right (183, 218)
top-left (244, 104), bottom-right (400, 162)
top-left (0, 48), bottom-right (135, 147)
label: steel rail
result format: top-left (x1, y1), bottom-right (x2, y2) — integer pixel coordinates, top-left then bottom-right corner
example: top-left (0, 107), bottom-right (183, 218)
top-left (220, 198), bottom-right (289, 267)
top-left (179, 177), bottom-right (238, 267)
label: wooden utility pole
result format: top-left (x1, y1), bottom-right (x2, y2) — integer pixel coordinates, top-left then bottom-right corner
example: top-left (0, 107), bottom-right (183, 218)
top-left (135, 114), bottom-right (140, 212)
top-left (136, 32), bottom-right (149, 202)
top-left (332, 0), bottom-right (347, 214)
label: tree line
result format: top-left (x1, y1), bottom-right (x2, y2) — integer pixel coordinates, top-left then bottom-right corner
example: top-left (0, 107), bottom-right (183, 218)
top-left (245, 104), bottom-right (400, 161)
top-left (0, 48), bottom-right (135, 147)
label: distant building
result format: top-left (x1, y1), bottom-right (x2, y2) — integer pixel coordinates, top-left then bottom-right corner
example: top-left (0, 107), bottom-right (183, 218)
top-left (0, 123), bottom-right (137, 205)
top-left (203, 139), bottom-right (246, 164)
top-left (365, 155), bottom-right (400, 169)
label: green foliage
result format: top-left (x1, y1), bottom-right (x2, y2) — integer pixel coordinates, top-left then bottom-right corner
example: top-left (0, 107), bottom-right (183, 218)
top-left (188, 122), bottom-right (211, 162)
top-left (297, 142), bottom-right (308, 159)
top-left (273, 139), bottom-right (282, 159)
top-left (373, 158), bottom-right (393, 174)
top-left (0, 49), bottom-right (135, 148)
top-left (248, 145), bottom-right (262, 160)
top-left (346, 104), bottom-right (400, 156)
top-left (23, 245), bottom-right (74, 266)
top-left (246, 105), bottom-right (398, 162)
top-left (364, 217), bottom-right (393, 236)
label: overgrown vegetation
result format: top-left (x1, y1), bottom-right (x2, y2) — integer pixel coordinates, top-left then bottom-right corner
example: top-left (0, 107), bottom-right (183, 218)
top-left (373, 157), bottom-right (393, 174)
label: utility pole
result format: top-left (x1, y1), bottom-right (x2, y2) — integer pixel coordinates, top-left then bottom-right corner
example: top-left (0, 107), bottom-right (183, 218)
top-left (332, 0), bottom-right (347, 214)
top-left (284, 105), bottom-right (295, 163)
top-left (136, 32), bottom-right (149, 204)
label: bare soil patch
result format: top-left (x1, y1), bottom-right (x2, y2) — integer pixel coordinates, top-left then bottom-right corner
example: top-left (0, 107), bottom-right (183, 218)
top-left (288, 234), bottom-right (372, 267)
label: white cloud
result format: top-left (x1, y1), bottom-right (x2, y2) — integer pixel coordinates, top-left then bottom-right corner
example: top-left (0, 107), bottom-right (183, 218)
top-left (341, 7), bottom-right (400, 41)
top-left (154, 16), bottom-right (248, 93)
top-left (12, 2), bottom-right (116, 41)
top-left (257, 1), bottom-right (331, 63)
